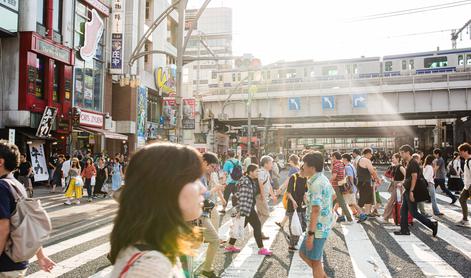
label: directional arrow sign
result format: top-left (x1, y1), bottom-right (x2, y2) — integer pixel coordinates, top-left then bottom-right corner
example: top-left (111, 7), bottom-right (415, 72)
top-left (288, 97), bottom-right (301, 111)
top-left (352, 94), bottom-right (367, 108)
top-left (322, 96), bottom-right (335, 110)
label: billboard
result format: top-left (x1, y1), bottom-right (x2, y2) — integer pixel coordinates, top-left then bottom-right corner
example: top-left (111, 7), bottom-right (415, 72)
top-left (182, 98), bottom-right (196, 129)
top-left (137, 86), bottom-right (147, 147)
top-left (162, 97), bottom-right (177, 129)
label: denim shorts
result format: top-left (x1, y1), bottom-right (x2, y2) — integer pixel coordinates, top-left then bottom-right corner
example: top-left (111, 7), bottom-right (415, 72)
top-left (299, 236), bottom-right (327, 261)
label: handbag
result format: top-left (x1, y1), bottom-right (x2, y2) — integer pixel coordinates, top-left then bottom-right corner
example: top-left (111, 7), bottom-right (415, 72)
top-left (229, 216), bottom-right (245, 240)
top-left (91, 176), bottom-right (96, 186)
top-left (74, 176), bottom-right (84, 187)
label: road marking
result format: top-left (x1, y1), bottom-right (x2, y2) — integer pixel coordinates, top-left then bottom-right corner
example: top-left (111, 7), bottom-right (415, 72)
top-left (31, 225), bottom-right (112, 263)
top-left (221, 204), bottom-right (285, 278)
top-left (385, 226), bottom-right (462, 277)
top-left (434, 193), bottom-right (462, 210)
top-left (342, 224), bottom-right (392, 278)
top-left (89, 266), bottom-right (113, 278)
top-left (26, 243), bottom-right (110, 278)
top-left (380, 192), bottom-right (471, 260)
top-left (287, 234), bottom-right (312, 278)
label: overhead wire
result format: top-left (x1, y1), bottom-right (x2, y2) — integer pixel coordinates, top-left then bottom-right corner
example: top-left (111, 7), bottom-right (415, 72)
top-left (348, 0), bottom-right (471, 22)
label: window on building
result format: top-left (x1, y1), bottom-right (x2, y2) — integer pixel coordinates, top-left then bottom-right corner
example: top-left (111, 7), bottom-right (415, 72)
top-left (53, 0), bottom-right (63, 32)
top-left (384, 61), bottom-right (393, 72)
top-left (238, 72), bottom-right (241, 81)
top-left (35, 56), bottom-right (46, 99)
top-left (232, 73), bottom-right (236, 82)
top-left (402, 60), bottom-right (407, 70)
top-left (145, 0), bottom-right (152, 20)
top-left (73, 2), bottom-right (105, 112)
top-left (266, 71), bottom-right (270, 79)
top-left (424, 56), bottom-right (448, 68)
top-left (409, 59), bottom-right (415, 70)
top-left (37, 0), bottom-right (46, 25)
top-left (211, 71), bottom-right (217, 79)
top-left (53, 62), bottom-right (60, 102)
top-left (322, 66), bottom-right (338, 76)
top-left (144, 41), bottom-right (153, 72)
top-left (219, 74), bottom-right (223, 82)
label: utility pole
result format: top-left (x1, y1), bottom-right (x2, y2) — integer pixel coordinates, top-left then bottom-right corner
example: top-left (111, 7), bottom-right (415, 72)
top-left (247, 72), bottom-right (252, 155)
top-left (175, 0), bottom-right (188, 143)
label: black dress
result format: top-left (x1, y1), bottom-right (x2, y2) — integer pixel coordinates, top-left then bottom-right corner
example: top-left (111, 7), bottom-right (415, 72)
top-left (94, 166), bottom-right (107, 195)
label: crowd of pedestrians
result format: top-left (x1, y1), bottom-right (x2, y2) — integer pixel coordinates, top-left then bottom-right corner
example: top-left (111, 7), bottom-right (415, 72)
top-left (2, 139), bottom-right (470, 278)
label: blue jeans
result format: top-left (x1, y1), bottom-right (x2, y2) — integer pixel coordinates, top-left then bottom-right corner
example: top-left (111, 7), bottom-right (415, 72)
top-left (427, 182), bottom-right (441, 215)
top-left (401, 190), bottom-right (435, 232)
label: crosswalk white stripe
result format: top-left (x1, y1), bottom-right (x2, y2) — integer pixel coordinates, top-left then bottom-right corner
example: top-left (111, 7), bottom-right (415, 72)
top-left (89, 266), bottom-right (113, 278)
top-left (31, 225), bottom-right (112, 263)
top-left (221, 204), bottom-right (285, 278)
top-left (385, 226), bottom-right (462, 277)
top-left (342, 224), bottom-right (392, 278)
top-left (434, 193), bottom-right (462, 209)
top-left (27, 243), bottom-right (110, 278)
top-left (380, 192), bottom-right (471, 260)
top-left (287, 234), bottom-right (312, 278)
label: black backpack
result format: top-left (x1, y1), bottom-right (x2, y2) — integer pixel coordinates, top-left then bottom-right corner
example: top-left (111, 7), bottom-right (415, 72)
top-left (229, 160), bottom-right (243, 181)
top-left (447, 161), bottom-right (458, 177)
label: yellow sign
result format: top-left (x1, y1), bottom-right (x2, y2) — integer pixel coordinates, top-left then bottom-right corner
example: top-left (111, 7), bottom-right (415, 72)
top-left (155, 65), bottom-right (176, 95)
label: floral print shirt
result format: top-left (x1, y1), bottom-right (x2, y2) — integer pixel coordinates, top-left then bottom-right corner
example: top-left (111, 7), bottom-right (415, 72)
top-left (306, 172), bottom-right (335, 239)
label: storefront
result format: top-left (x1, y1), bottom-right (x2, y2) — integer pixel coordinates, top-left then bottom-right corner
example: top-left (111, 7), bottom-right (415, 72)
top-left (71, 108), bottom-right (128, 155)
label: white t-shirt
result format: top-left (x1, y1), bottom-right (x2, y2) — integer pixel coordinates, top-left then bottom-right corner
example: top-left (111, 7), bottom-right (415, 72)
top-left (62, 160), bottom-right (71, 178)
top-left (463, 159), bottom-right (471, 190)
top-left (423, 164), bottom-right (435, 184)
top-left (258, 168), bottom-right (271, 196)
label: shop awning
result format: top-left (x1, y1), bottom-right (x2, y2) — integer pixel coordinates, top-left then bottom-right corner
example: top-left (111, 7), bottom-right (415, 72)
top-left (17, 130), bottom-right (56, 141)
top-left (79, 127), bottom-right (128, 141)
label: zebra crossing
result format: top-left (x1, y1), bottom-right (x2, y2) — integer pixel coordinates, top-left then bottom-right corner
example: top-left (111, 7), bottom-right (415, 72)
top-left (23, 190), bottom-right (471, 278)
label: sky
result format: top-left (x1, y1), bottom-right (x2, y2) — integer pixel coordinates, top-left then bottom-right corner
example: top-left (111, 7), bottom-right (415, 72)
top-left (188, 0), bottom-right (471, 64)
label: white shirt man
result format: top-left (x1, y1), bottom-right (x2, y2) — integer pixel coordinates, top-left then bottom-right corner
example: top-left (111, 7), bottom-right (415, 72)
top-left (457, 143), bottom-right (471, 227)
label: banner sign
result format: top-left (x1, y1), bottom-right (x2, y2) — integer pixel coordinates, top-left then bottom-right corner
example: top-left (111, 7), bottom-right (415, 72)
top-left (110, 0), bottom-right (125, 74)
top-left (36, 106), bottom-right (57, 138)
top-left (80, 9), bottom-right (104, 61)
top-left (155, 65), bottom-right (177, 95)
top-left (162, 97), bottom-right (177, 129)
top-left (182, 98), bottom-right (196, 130)
top-left (79, 109), bottom-right (104, 128)
top-left (29, 141), bottom-right (49, 182)
top-left (137, 86), bottom-right (147, 147)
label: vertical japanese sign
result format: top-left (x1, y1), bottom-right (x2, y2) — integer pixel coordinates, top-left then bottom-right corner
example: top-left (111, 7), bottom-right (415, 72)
top-left (29, 141), bottom-right (49, 181)
top-left (162, 97), bottom-right (177, 129)
top-left (110, 0), bottom-right (125, 74)
top-left (182, 98), bottom-right (196, 129)
top-left (36, 106), bottom-right (57, 137)
top-left (137, 86), bottom-right (147, 148)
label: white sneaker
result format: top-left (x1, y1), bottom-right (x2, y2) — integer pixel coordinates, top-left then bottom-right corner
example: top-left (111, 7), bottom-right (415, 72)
top-left (343, 220), bottom-right (355, 225)
top-left (456, 220), bottom-right (470, 227)
top-left (75, 200), bottom-right (81, 205)
top-left (64, 200), bottom-right (72, 205)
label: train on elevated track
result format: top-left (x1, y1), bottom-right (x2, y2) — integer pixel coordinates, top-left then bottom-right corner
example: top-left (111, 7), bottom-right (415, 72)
top-left (209, 47), bottom-right (471, 88)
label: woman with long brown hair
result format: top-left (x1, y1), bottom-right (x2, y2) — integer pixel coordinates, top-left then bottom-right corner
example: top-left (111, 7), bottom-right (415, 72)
top-left (110, 143), bottom-right (204, 277)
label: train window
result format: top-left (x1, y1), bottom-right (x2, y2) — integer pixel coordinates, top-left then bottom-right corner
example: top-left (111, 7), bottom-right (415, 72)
top-left (346, 65), bottom-right (351, 75)
top-left (402, 60), bottom-right (407, 70)
top-left (353, 64), bottom-right (358, 74)
top-left (466, 55), bottom-right (471, 65)
top-left (286, 69), bottom-right (297, 78)
top-left (322, 66), bottom-right (338, 76)
top-left (458, 55), bottom-right (464, 65)
top-left (409, 60), bottom-right (414, 70)
top-left (267, 71), bottom-right (271, 79)
top-left (384, 61), bottom-right (392, 72)
top-left (424, 56), bottom-right (448, 68)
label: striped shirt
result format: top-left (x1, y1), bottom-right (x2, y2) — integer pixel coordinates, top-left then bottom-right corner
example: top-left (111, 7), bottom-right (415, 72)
top-left (331, 160), bottom-right (345, 187)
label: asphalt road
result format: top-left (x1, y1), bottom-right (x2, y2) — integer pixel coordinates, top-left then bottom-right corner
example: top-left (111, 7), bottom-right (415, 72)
top-left (23, 168), bottom-right (471, 278)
